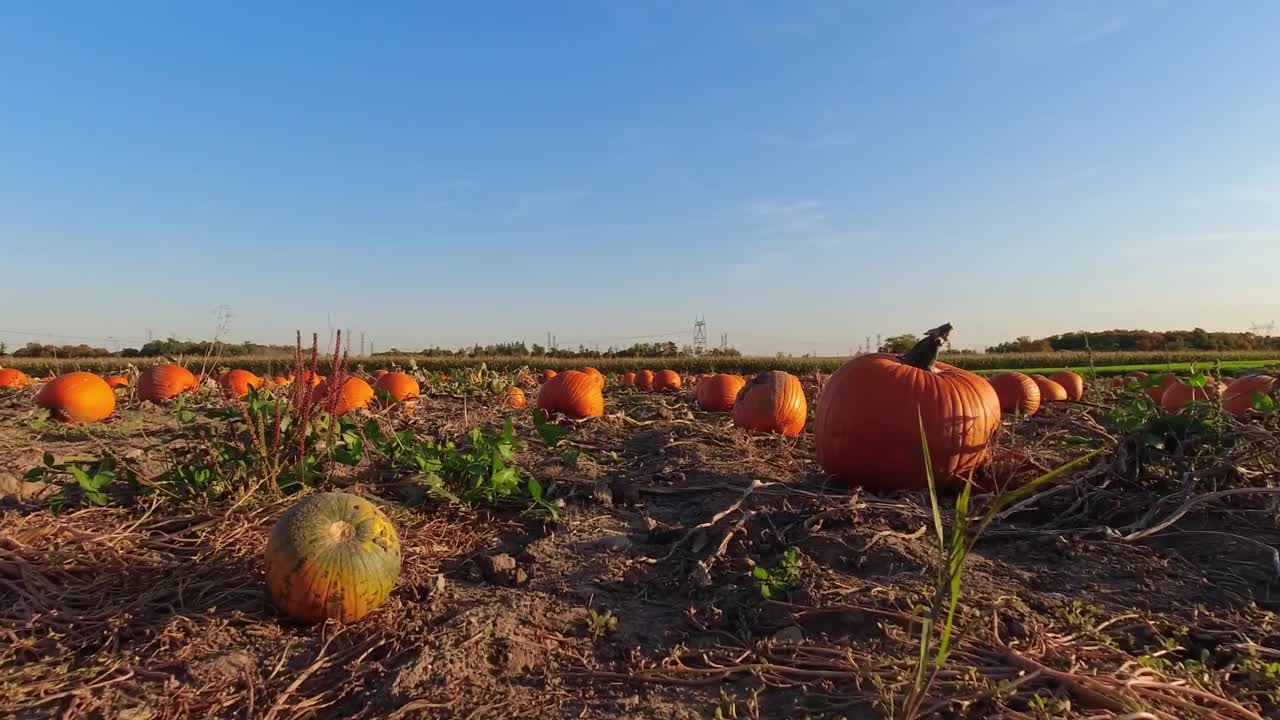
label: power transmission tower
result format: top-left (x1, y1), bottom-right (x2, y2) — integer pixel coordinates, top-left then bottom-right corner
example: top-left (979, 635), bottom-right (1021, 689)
top-left (693, 317), bottom-right (707, 355)
top-left (1250, 321), bottom-right (1276, 336)
top-left (360, 332), bottom-right (366, 357)
top-left (720, 333), bottom-right (728, 352)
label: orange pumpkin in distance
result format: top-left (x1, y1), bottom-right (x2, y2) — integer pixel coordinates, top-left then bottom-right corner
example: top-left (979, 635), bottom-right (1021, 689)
top-left (618, 372), bottom-right (635, 387)
top-left (1030, 374), bottom-right (1068, 403)
top-left (272, 375), bottom-right (290, 385)
top-left (540, 369), bottom-right (557, 382)
top-left (104, 374), bottom-right (130, 389)
top-left (1160, 379), bottom-right (1223, 413)
top-left (0, 368), bottom-right (32, 389)
top-left (732, 370), bottom-right (807, 437)
top-left (220, 369), bottom-right (263, 399)
top-left (138, 364), bottom-right (198, 403)
top-left (814, 326), bottom-right (1001, 491)
top-left (987, 372), bottom-right (1041, 416)
top-left (505, 385), bottom-right (527, 409)
top-left (537, 370), bottom-right (604, 419)
top-left (634, 369), bottom-right (655, 391)
top-left (375, 372), bottom-right (420, 402)
top-left (1221, 375), bottom-right (1275, 416)
top-left (35, 372), bottom-right (116, 423)
top-left (1049, 371), bottom-right (1084, 401)
top-left (696, 373), bottom-right (746, 412)
top-left (652, 369), bottom-right (682, 392)
top-left (1144, 372), bottom-right (1179, 403)
top-left (373, 369), bottom-right (389, 379)
top-left (316, 376), bottom-right (376, 415)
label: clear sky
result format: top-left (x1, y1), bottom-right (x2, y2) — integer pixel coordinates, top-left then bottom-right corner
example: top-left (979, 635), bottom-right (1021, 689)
top-left (2, 1), bottom-right (1278, 355)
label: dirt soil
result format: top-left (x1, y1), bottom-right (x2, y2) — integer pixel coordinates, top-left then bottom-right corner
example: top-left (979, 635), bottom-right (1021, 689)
top-left (2, 379), bottom-right (1279, 720)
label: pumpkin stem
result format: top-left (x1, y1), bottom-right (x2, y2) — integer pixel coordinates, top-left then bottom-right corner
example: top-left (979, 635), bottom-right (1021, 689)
top-left (899, 323), bottom-right (952, 371)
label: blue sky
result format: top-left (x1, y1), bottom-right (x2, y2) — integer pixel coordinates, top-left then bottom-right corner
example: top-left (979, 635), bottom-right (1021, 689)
top-left (2, 1), bottom-right (1278, 355)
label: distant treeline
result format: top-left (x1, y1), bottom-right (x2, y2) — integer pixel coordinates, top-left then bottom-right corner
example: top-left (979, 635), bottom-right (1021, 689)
top-left (986, 329), bottom-right (1280, 353)
top-left (374, 341), bottom-right (743, 359)
top-left (1, 339), bottom-right (297, 359)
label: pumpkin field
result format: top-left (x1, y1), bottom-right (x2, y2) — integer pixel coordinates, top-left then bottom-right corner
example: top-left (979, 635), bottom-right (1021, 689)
top-left (2, 332), bottom-right (1279, 720)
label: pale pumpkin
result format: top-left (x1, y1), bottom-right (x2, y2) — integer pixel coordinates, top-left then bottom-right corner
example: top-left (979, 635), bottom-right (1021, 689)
top-left (265, 492), bottom-right (401, 624)
top-left (505, 385), bottom-right (527, 409)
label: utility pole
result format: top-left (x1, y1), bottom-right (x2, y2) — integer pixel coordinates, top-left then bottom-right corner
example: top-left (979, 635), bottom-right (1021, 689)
top-left (876, 333), bottom-right (882, 352)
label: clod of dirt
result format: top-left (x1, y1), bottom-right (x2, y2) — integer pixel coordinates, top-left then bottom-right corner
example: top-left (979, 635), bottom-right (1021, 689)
top-left (204, 651), bottom-right (256, 682)
top-left (477, 553), bottom-right (529, 586)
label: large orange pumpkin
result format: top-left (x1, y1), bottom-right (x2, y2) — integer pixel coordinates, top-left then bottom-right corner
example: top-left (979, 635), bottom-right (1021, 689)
top-left (537, 370), bottom-right (604, 419)
top-left (732, 370), bottom-right (807, 437)
top-left (138, 364), bottom-right (198, 403)
top-left (1145, 372), bottom-right (1180, 403)
top-left (35, 372), bottom-right (116, 423)
top-left (0, 368), bottom-right (31, 389)
top-left (374, 372), bottom-right (420, 402)
top-left (1030, 374), bottom-right (1068, 403)
top-left (814, 326), bottom-right (1001, 491)
top-left (1160, 379), bottom-right (1224, 413)
top-left (505, 385), bottom-right (527, 409)
top-left (653, 369), bottom-right (682, 392)
top-left (1221, 375), bottom-right (1275, 417)
top-left (987, 372), bottom-right (1041, 416)
top-left (220, 369), bottom-right (263, 399)
top-left (103, 374), bottom-right (130, 389)
top-left (315, 376), bottom-right (375, 415)
top-left (696, 373), bottom-right (746, 412)
top-left (1049, 371), bottom-right (1084, 401)
top-left (265, 492), bottom-right (401, 624)
top-left (634, 369), bottom-right (655, 391)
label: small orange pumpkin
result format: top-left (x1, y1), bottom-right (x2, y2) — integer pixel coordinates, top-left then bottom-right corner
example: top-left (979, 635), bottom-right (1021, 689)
top-left (316, 376), bottom-right (376, 415)
top-left (0, 368), bottom-right (32, 389)
top-left (1221, 375), bottom-right (1275, 417)
top-left (1049, 371), bottom-right (1084, 401)
top-left (537, 370), bottom-right (604, 419)
top-left (987, 372), bottom-right (1041, 416)
top-left (1145, 372), bottom-right (1180, 403)
top-left (540, 369), bottom-right (557, 381)
top-left (375, 372), bottom-right (420, 402)
top-left (1030, 374), bottom-right (1068, 403)
top-left (505, 385), bottom-right (527, 409)
top-left (696, 373), bottom-right (746, 412)
top-left (618, 372), bottom-right (635, 387)
top-left (634, 369), bottom-right (655, 391)
top-left (35, 372), bottom-right (116, 423)
top-left (732, 370), bottom-right (806, 437)
top-left (104, 374), bottom-right (130, 389)
top-left (220, 369), bottom-right (264, 399)
top-left (1160, 379), bottom-right (1223, 413)
top-left (138, 364), bottom-right (198, 403)
top-left (652, 369), bottom-right (682, 392)
top-left (272, 375), bottom-right (290, 385)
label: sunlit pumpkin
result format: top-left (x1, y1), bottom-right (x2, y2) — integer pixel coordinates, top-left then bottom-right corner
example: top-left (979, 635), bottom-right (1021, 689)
top-left (537, 370), bottom-right (604, 419)
top-left (35, 372), bottom-right (116, 423)
top-left (265, 492), bottom-right (401, 624)
top-left (315, 376), bottom-right (375, 415)
top-left (1145, 372), bottom-right (1180, 403)
top-left (814, 326), bottom-right (1001, 491)
top-left (987, 372), bottom-right (1041, 416)
top-left (696, 373), bottom-right (746, 412)
top-left (634, 369), bottom-right (655, 391)
top-left (732, 370), bottom-right (807, 437)
top-left (104, 374), bottom-right (130, 390)
top-left (220, 369), bottom-right (263, 399)
top-left (0, 368), bottom-right (31, 389)
top-left (540, 369), bottom-right (557, 382)
top-left (1049, 371), bottom-right (1084, 401)
top-left (272, 375), bottom-right (290, 385)
top-left (374, 372), bottom-right (420, 402)
top-left (505, 385), bottom-right (527, 409)
top-left (619, 372), bottom-right (636, 387)
top-left (1030, 374), bottom-right (1068, 403)
top-left (138, 364), bottom-right (198, 403)
top-left (1160, 379), bottom-right (1224, 413)
top-left (1221, 375), bottom-right (1275, 417)
top-left (652, 369), bottom-right (682, 392)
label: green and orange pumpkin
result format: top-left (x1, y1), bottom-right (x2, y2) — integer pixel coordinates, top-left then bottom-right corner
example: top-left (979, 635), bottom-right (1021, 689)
top-left (265, 492), bottom-right (401, 624)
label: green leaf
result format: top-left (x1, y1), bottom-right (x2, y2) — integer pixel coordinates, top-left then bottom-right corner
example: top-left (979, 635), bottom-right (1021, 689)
top-left (1252, 392), bottom-right (1275, 412)
top-left (752, 566), bottom-right (770, 581)
top-left (176, 409), bottom-right (196, 424)
top-left (918, 408), bottom-right (946, 555)
top-left (532, 409), bottom-right (568, 447)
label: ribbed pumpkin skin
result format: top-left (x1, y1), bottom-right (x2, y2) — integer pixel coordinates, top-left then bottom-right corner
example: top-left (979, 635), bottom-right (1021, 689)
top-left (1049, 371), bottom-right (1085, 401)
top-left (35, 372), bottom-right (116, 423)
top-left (1160, 380), bottom-right (1223, 413)
top-left (104, 374), bottom-right (129, 389)
top-left (540, 369), bottom-right (557, 381)
top-left (580, 367), bottom-right (606, 389)
top-left (1030, 375), bottom-right (1068, 403)
top-left (316, 377), bottom-right (375, 414)
top-left (1222, 375), bottom-right (1275, 416)
top-left (265, 493), bottom-right (401, 624)
top-left (653, 369), bottom-right (682, 392)
top-left (635, 370), bottom-right (655, 391)
top-left (375, 372), bottom-right (420, 402)
top-left (537, 370), bottom-right (604, 419)
top-left (1145, 373), bottom-right (1179, 403)
top-left (220, 369), bottom-right (263, 399)
top-left (506, 386), bottom-right (527, 409)
top-left (733, 371), bottom-right (807, 437)
top-left (814, 356), bottom-right (1000, 491)
top-left (988, 372), bottom-right (1041, 416)
top-left (696, 374), bottom-right (746, 412)
top-left (138, 364), bottom-right (198, 403)
top-left (0, 368), bottom-right (32, 389)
